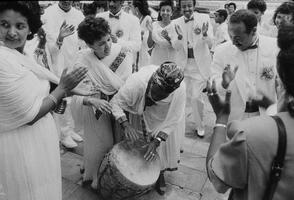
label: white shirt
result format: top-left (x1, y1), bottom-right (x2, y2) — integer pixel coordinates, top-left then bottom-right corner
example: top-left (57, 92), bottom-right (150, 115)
top-left (42, 4), bottom-right (85, 74)
top-left (97, 10), bottom-right (141, 55)
top-left (212, 22), bottom-right (230, 52)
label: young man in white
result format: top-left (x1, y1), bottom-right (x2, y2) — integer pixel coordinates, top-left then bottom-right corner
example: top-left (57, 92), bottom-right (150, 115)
top-left (211, 9), bottom-right (230, 54)
top-left (42, 1), bottom-right (85, 148)
top-left (173, 0), bottom-right (213, 137)
top-left (96, 0), bottom-right (141, 66)
top-left (211, 9), bottom-right (278, 121)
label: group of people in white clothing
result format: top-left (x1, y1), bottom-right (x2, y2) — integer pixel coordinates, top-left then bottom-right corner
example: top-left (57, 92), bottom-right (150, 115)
top-left (1, 0), bottom-right (294, 200)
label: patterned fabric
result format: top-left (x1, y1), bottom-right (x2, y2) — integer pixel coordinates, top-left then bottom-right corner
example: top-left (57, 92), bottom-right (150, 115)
top-left (150, 62), bottom-right (184, 93)
top-left (109, 50), bottom-right (127, 72)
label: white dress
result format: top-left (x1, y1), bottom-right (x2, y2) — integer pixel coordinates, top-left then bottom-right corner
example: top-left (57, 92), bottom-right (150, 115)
top-left (137, 15), bottom-right (152, 69)
top-left (73, 44), bottom-right (133, 188)
top-left (150, 21), bottom-right (178, 66)
top-left (0, 46), bottom-right (61, 200)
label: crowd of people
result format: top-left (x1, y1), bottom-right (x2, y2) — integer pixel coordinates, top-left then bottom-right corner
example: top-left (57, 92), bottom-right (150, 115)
top-left (0, 0), bottom-right (294, 200)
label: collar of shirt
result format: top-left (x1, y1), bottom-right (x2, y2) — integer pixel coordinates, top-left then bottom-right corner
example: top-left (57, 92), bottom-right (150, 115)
top-left (244, 36), bottom-right (259, 51)
top-left (184, 16), bottom-right (194, 23)
top-left (109, 10), bottom-right (122, 19)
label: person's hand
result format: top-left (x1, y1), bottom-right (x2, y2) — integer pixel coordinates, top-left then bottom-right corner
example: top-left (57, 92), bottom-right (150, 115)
top-left (89, 98), bottom-right (112, 114)
top-left (58, 20), bottom-right (75, 41)
top-left (202, 22), bottom-right (209, 37)
top-left (58, 67), bottom-right (88, 94)
top-left (37, 27), bottom-right (46, 48)
top-left (161, 29), bottom-right (171, 43)
top-left (206, 79), bottom-right (231, 123)
top-left (221, 64), bottom-right (238, 89)
top-left (122, 121), bottom-right (139, 142)
top-left (143, 140), bottom-right (160, 162)
top-left (175, 24), bottom-right (183, 40)
top-left (69, 87), bottom-right (99, 97)
top-left (111, 34), bottom-right (118, 43)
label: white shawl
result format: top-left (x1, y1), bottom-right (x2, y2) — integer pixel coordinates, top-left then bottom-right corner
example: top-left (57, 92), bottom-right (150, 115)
top-left (0, 45), bottom-right (59, 132)
top-left (74, 43), bottom-right (132, 95)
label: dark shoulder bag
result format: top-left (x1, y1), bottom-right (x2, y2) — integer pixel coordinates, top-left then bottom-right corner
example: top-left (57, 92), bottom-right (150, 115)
top-left (229, 115), bottom-right (287, 200)
top-left (263, 115), bottom-right (287, 200)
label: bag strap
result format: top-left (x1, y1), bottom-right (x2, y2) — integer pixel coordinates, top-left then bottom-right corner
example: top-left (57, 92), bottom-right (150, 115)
top-left (263, 116), bottom-right (287, 200)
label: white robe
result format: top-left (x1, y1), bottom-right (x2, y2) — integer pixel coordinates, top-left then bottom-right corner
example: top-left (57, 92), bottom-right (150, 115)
top-left (0, 45), bottom-right (61, 200)
top-left (111, 65), bottom-right (186, 170)
top-left (72, 43), bottom-right (133, 188)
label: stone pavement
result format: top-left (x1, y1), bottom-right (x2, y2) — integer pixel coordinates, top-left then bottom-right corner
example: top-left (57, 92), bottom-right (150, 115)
top-left (61, 97), bottom-right (230, 200)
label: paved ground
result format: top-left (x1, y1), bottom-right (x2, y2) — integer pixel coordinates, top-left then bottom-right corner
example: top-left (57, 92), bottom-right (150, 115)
top-left (61, 96), bottom-right (230, 200)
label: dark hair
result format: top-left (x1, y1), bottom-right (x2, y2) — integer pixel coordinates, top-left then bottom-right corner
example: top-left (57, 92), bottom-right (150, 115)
top-left (216, 9), bottom-right (228, 21)
top-left (133, 0), bottom-right (150, 17)
top-left (179, 0), bottom-right (196, 7)
top-left (93, 1), bottom-right (108, 11)
top-left (273, 1), bottom-right (294, 26)
top-left (224, 3), bottom-right (228, 8)
top-left (83, 3), bottom-right (98, 17)
top-left (0, 1), bottom-right (42, 40)
top-left (247, 0), bottom-right (267, 13)
top-left (277, 24), bottom-right (294, 116)
top-left (229, 9), bottom-right (258, 33)
top-left (228, 2), bottom-right (237, 10)
top-left (157, 0), bottom-right (174, 21)
top-left (77, 17), bottom-right (111, 45)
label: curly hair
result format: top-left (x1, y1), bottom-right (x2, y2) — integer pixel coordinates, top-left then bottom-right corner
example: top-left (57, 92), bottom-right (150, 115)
top-left (229, 9), bottom-right (258, 34)
top-left (77, 16), bottom-right (111, 45)
top-left (132, 0), bottom-right (150, 17)
top-left (157, 0), bottom-right (174, 21)
top-left (247, 0), bottom-right (267, 13)
top-left (0, 1), bottom-right (42, 40)
top-left (273, 1), bottom-right (294, 26)
top-left (277, 24), bottom-right (294, 116)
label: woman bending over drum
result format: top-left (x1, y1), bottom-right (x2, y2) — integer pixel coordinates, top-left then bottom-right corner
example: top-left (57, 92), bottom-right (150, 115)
top-left (73, 16), bottom-right (133, 189)
top-left (110, 61), bottom-right (186, 195)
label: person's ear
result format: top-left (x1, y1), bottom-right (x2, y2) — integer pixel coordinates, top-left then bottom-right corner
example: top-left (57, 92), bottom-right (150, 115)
top-left (252, 26), bottom-right (257, 35)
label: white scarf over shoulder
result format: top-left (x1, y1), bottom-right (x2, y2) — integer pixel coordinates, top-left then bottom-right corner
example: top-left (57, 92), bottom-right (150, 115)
top-left (0, 45), bottom-right (59, 132)
top-left (74, 43), bottom-right (132, 95)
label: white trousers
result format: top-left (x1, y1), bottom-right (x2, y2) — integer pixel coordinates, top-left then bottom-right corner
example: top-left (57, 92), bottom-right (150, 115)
top-left (184, 59), bottom-right (206, 131)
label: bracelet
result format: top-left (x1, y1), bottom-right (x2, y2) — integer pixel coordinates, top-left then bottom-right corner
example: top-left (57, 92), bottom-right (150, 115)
top-left (155, 137), bottom-right (162, 143)
top-left (56, 38), bottom-right (63, 47)
top-left (48, 94), bottom-right (58, 106)
top-left (214, 123), bottom-right (227, 129)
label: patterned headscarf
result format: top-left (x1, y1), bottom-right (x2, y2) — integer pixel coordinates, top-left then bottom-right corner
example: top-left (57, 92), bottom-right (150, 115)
top-left (150, 61), bottom-right (184, 93)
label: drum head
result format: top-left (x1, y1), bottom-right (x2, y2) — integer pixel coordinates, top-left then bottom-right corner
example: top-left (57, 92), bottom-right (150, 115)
top-left (110, 140), bottom-right (161, 186)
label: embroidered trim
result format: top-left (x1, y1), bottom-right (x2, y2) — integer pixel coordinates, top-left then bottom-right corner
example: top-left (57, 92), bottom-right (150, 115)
top-left (109, 50), bottom-right (127, 72)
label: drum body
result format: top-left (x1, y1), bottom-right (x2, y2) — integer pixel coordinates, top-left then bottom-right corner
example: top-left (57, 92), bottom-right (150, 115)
top-left (98, 139), bottom-right (161, 200)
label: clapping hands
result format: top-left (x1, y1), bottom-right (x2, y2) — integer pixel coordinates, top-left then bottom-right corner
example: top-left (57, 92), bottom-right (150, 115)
top-left (206, 79), bottom-right (231, 123)
top-left (222, 64), bottom-right (239, 89)
top-left (58, 20), bottom-right (75, 41)
top-left (202, 22), bottom-right (209, 37)
top-left (161, 29), bottom-right (171, 43)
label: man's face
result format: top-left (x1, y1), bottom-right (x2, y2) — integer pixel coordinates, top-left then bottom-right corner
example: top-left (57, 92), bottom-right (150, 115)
top-left (109, 0), bottom-right (123, 15)
top-left (228, 5), bottom-right (235, 14)
top-left (228, 22), bottom-right (256, 51)
top-left (59, 1), bottom-right (72, 12)
top-left (214, 12), bottom-right (223, 24)
top-left (249, 8), bottom-right (263, 23)
top-left (180, 0), bottom-right (195, 19)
